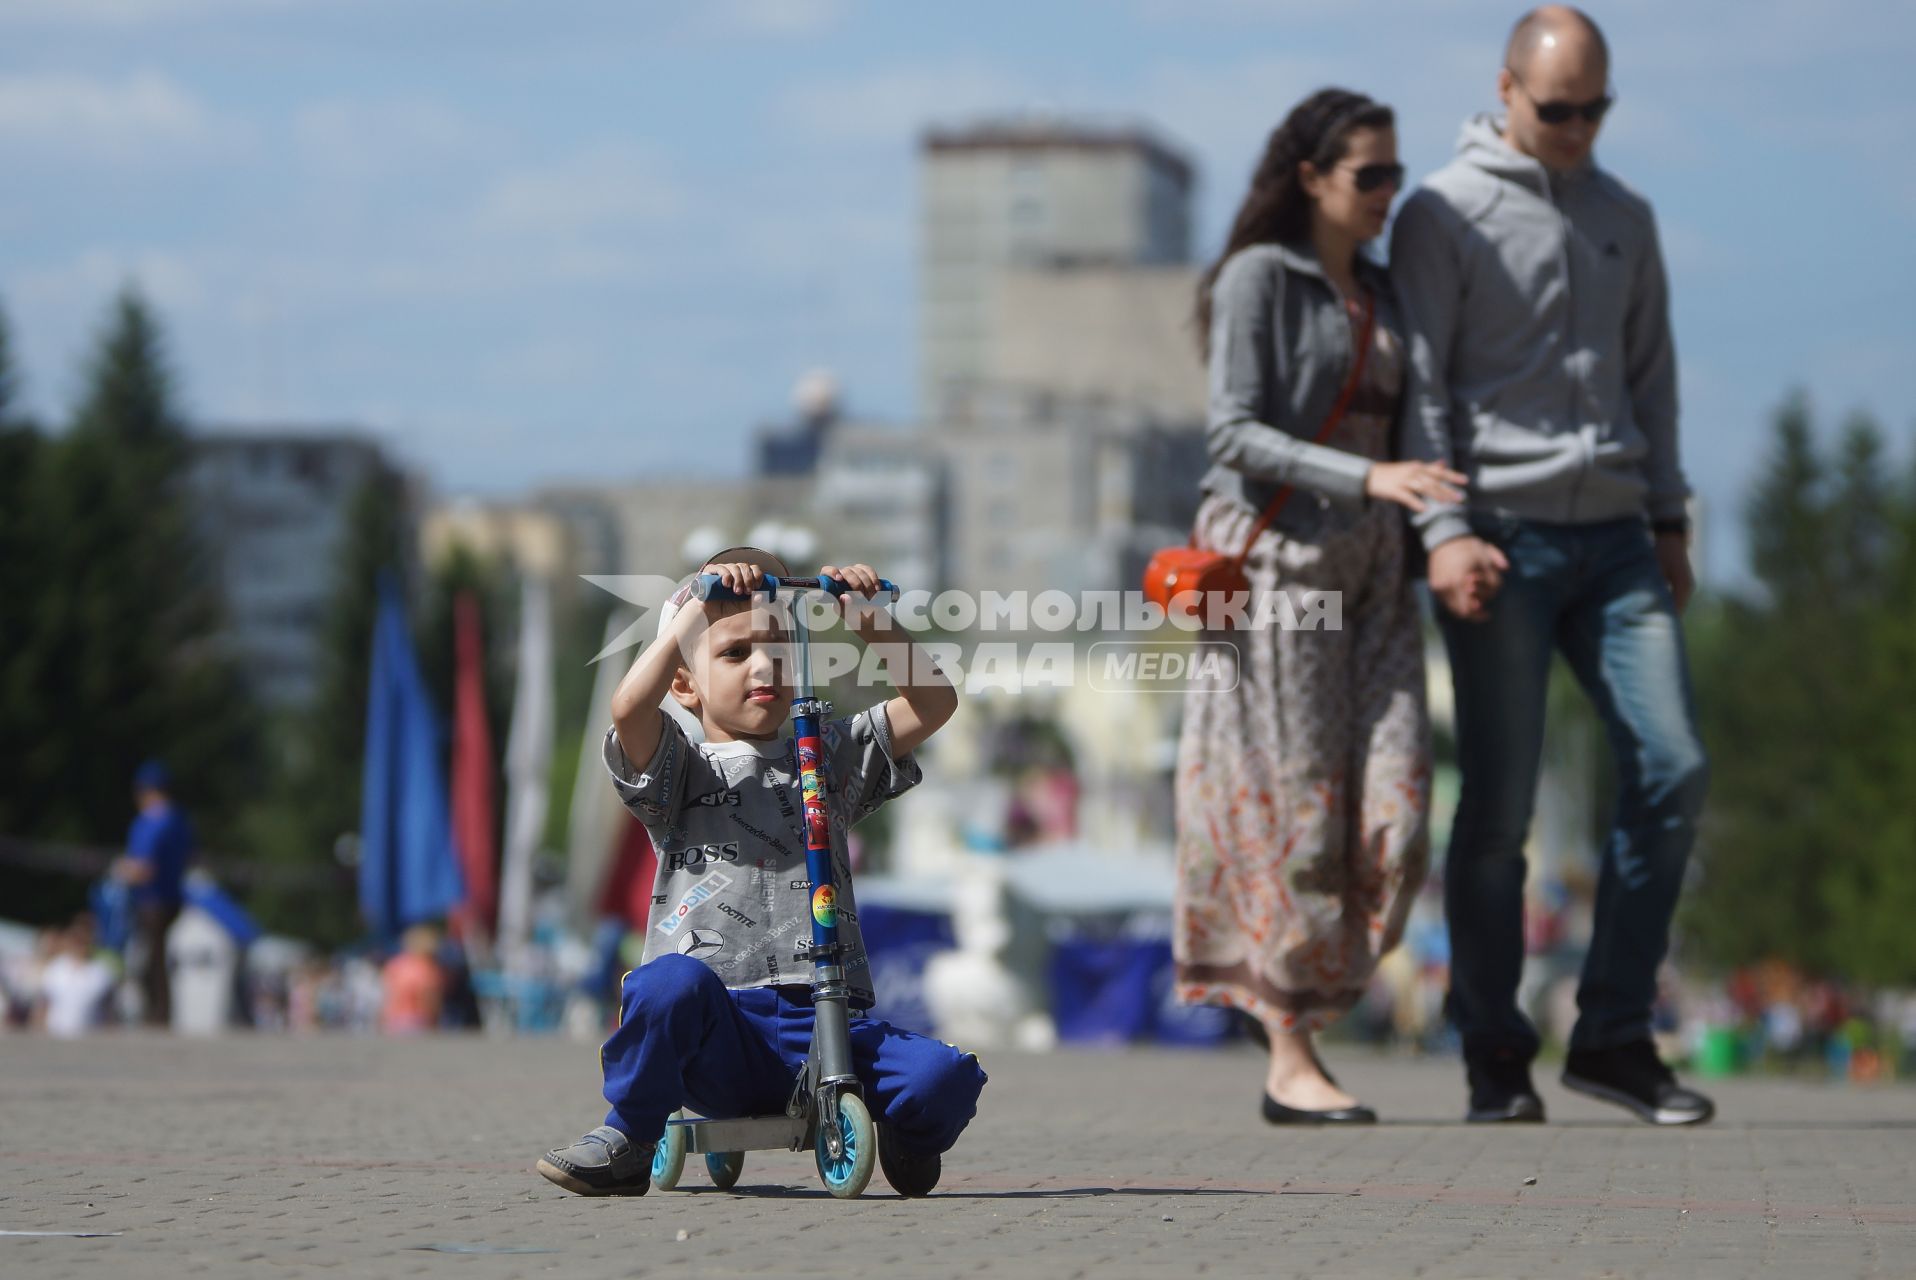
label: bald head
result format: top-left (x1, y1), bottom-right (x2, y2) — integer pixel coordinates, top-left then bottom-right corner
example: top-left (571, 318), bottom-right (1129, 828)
top-left (1498, 5), bottom-right (1612, 170)
top-left (1505, 5), bottom-right (1609, 78)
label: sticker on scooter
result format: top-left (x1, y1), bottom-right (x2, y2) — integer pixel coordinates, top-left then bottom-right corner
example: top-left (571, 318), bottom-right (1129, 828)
top-left (657, 871), bottom-right (735, 935)
top-left (812, 884), bottom-right (837, 927)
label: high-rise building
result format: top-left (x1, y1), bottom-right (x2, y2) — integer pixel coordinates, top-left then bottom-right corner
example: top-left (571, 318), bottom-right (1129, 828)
top-left (919, 120), bottom-right (1196, 420)
top-left (187, 431), bottom-right (404, 709)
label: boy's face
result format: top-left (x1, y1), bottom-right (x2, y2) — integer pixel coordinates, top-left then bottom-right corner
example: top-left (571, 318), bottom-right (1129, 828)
top-left (671, 600), bottom-right (795, 741)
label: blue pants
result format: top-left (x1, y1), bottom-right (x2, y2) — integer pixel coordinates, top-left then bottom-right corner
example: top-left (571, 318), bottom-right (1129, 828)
top-left (600, 954), bottom-right (987, 1154)
top-left (1439, 515), bottom-right (1709, 1060)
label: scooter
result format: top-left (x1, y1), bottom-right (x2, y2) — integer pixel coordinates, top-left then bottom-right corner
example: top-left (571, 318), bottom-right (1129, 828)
top-left (648, 571), bottom-right (899, 1200)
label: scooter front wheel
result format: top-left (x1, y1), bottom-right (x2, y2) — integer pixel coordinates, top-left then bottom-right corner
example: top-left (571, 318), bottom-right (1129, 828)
top-left (705, 1150), bottom-right (744, 1191)
top-left (814, 1093), bottom-right (876, 1199)
top-left (652, 1112), bottom-right (687, 1190)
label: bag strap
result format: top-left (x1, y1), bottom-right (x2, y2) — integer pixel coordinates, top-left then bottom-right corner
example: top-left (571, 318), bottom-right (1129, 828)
top-left (1223, 286), bottom-right (1376, 568)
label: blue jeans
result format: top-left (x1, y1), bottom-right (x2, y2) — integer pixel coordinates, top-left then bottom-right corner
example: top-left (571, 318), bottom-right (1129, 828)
top-left (599, 955), bottom-right (987, 1154)
top-left (1438, 515), bottom-right (1709, 1059)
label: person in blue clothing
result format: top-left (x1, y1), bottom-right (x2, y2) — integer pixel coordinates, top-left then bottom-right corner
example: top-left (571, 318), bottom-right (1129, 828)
top-left (111, 760), bottom-right (195, 1028)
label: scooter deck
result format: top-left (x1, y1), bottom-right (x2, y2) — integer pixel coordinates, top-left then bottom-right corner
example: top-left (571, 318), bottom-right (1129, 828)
top-left (668, 1113), bottom-right (810, 1155)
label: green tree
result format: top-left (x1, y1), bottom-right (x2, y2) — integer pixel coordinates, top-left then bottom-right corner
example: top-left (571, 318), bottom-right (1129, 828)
top-left (0, 303), bottom-right (51, 836)
top-left (1685, 395), bottom-right (1916, 984)
top-left (0, 290), bottom-right (261, 921)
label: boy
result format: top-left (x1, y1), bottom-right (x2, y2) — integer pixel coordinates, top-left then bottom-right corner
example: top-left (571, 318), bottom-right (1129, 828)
top-left (537, 547), bottom-right (984, 1197)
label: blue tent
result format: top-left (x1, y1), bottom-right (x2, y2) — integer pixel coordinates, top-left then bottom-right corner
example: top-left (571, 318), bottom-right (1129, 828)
top-left (359, 574), bottom-right (464, 942)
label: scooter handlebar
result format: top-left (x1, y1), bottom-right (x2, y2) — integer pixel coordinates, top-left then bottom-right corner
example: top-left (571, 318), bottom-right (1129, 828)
top-left (693, 573), bottom-right (900, 604)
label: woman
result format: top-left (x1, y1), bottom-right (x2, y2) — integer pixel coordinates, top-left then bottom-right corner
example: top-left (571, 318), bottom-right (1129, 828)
top-left (1173, 88), bottom-right (1464, 1123)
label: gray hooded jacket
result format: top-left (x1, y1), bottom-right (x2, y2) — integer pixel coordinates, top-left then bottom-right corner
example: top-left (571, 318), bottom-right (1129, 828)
top-left (1389, 114), bottom-right (1689, 551)
top-left (1198, 242), bottom-right (1400, 540)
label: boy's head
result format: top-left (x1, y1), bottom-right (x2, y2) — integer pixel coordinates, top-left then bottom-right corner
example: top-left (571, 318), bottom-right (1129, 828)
top-left (663, 545), bottom-right (795, 742)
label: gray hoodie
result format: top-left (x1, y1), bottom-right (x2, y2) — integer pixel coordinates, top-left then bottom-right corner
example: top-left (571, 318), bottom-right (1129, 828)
top-left (1389, 114), bottom-right (1689, 551)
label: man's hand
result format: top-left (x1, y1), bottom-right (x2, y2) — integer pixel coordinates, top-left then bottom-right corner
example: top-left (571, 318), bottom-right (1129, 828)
top-left (1655, 532), bottom-right (1694, 614)
top-left (1428, 535), bottom-right (1510, 623)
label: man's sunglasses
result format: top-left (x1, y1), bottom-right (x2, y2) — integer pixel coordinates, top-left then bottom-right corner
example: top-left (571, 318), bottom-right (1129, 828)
top-left (1348, 162), bottom-right (1406, 193)
top-left (1508, 70), bottom-right (1615, 125)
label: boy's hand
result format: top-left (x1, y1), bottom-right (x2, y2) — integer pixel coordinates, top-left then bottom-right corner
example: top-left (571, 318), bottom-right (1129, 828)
top-left (706, 560), bottom-right (768, 600)
top-left (819, 563), bottom-right (887, 624)
top-left (820, 562), bottom-right (881, 598)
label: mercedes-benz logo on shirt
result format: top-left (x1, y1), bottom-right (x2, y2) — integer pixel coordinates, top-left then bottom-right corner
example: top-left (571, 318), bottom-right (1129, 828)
top-left (678, 929), bottom-right (725, 959)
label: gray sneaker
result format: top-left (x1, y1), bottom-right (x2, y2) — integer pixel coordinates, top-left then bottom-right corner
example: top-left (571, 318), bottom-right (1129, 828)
top-left (536, 1125), bottom-right (654, 1197)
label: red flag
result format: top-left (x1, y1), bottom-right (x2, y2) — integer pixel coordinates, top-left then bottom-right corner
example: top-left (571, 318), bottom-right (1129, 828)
top-left (596, 818), bottom-right (658, 931)
top-left (449, 592), bottom-right (498, 939)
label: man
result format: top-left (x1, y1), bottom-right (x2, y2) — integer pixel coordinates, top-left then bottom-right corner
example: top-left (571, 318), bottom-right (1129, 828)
top-left (111, 760), bottom-right (195, 1028)
top-left (1390, 6), bottom-right (1714, 1125)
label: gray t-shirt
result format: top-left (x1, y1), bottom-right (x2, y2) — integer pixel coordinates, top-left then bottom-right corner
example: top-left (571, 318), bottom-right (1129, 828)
top-left (603, 704), bottom-right (922, 1007)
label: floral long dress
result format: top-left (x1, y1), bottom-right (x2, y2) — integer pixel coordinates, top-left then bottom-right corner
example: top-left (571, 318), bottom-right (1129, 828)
top-left (1172, 309), bottom-right (1431, 1032)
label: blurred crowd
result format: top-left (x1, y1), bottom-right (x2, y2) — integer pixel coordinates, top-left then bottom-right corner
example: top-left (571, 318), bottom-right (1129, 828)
top-left (10, 885), bottom-right (1914, 1090)
top-left (0, 913), bottom-right (494, 1037)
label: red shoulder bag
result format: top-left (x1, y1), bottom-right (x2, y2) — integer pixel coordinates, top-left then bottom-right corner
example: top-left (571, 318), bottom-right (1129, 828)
top-left (1142, 290), bottom-right (1376, 627)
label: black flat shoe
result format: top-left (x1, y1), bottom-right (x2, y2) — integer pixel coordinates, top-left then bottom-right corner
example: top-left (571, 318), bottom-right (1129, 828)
top-left (1261, 1092), bottom-right (1377, 1125)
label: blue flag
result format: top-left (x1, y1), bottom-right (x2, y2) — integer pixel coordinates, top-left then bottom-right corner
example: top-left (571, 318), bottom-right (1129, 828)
top-left (359, 574), bottom-right (464, 941)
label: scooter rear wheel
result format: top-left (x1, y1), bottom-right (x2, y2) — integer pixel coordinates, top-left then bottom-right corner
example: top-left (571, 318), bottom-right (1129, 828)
top-left (705, 1151), bottom-right (744, 1191)
top-left (652, 1112), bottom-right (687, 1190)
top-left (814, 1093), bottom-right (875, 1199)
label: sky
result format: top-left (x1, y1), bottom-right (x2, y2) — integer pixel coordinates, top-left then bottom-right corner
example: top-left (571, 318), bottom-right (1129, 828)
top-left (4, 0), bottom-right (1914, 584)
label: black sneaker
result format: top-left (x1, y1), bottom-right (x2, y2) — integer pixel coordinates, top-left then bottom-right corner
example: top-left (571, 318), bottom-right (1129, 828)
top-left (877, 1125), bottom-right (941, 1198)
top-left (1562, 1041), bottom-right (1715, 1126)
top-left (1465, 1048), bottom-right (1546, 1123)
top-left (535, 1125), bottom-right (654, 1196)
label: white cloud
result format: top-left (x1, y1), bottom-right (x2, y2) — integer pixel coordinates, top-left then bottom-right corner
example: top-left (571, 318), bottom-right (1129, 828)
top-left (778, 64), bottom-right (1040, 145)
top-left (703, 0), bottom-right (849, 38)
top-left (0, 0), bottom-right (318, 26)
top-left (15, 246), bottom-right (208, 316)
top-left (0, 70), bottom-right (245, 161)
top-left (293, 97), bottom-right (486, 177)
top-left (472, 144), bottom-right (686, 238)
top-left (1135, 0), bottom-right (1368, 21)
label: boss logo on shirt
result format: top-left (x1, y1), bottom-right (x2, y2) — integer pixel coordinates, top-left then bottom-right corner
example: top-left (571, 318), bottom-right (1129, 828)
top-left (667, 841), bottom-right (741, 872)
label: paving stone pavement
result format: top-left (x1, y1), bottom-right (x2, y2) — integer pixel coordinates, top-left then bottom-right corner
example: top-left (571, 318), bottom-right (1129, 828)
top-left (2, 1033), bottom-right (1913, 1279)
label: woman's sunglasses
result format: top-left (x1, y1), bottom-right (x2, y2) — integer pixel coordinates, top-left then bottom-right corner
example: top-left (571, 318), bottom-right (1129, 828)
top-left (1509, 71), bottom-right (1615, 125)
top-left (1349, 163), bottom-right (1406, 193)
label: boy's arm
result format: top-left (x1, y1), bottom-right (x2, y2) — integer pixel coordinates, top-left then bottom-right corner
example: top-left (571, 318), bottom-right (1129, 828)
top-left (608, 594), bottom-right (705, 768)
top-left (823, 563), bottom-right (957, 758)
top-left (609, 560), bottom-right (766, 765)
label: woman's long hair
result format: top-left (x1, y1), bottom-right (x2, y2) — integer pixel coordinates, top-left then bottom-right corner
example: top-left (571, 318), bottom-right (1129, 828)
top-left (1194, 88), bottom-right (1395, 352)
